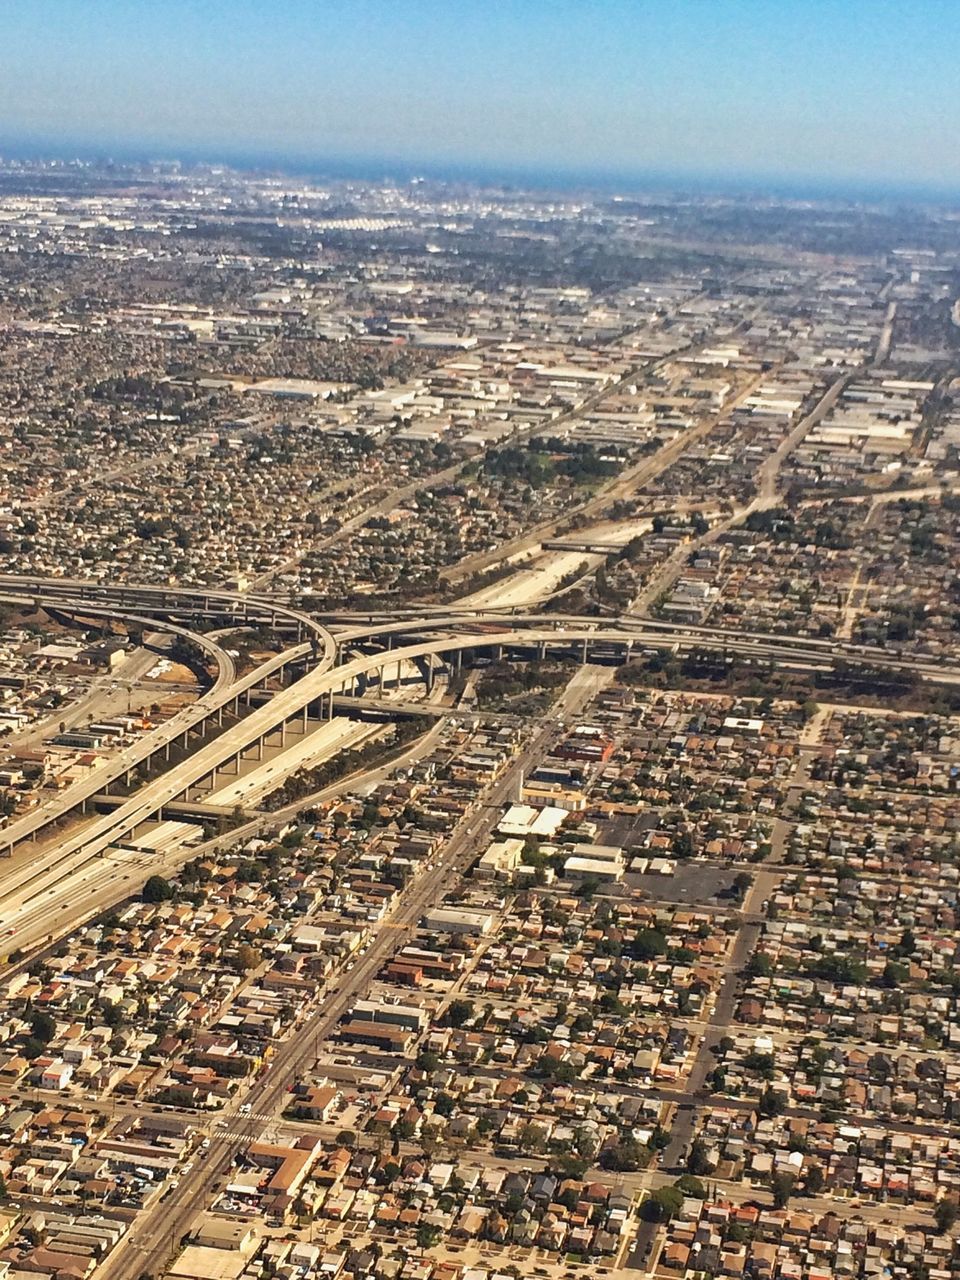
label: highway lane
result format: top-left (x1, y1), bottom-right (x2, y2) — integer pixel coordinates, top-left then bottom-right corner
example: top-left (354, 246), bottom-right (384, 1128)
top-left (0, 639), bottom-right (165, 754)
top-left (0, 706), bottom-right (450, 961)
top-left (0, 575), bottom-right (335, 661)
top-left (13, 576), bottom-right (954, 686)
top-left (1, 617), bottom-right (957, 908)
top-left (199, 716), bottom-right (381, 808)
top-left (0, 594), bottom-right (956, 960)
top-left (100, 684), bottom-right (598, 1279)
top-left (0, 637), bottom-right (309, 856)
top-left (0, 668), bottom-right (450, 952)
top-left (326, 606), bottom-right (950, 673)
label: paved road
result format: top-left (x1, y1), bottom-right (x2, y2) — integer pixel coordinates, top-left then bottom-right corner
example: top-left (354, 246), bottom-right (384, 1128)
top-left (0, 639), bottom-right (165, 755)
top-left (631, 371), bottom-right (852, 615)
top-left (0, 611), bottom-right (955, 951)
top-left (100, 669), bottom-right (604, 1279)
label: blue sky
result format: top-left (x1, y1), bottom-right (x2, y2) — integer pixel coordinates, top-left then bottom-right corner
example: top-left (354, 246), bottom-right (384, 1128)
top-left (1, 0), bottom-right (958, 193)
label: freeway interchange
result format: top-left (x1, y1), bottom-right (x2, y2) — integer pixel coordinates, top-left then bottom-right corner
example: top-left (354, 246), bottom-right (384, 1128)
top-left (0, 573), bottom-right (956, 959)
top-left (0, 575), bottom-right (954, 1275)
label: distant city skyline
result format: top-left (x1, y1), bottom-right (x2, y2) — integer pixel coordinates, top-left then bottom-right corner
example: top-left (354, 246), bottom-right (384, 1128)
top-left (2, 0), bottom-right (959, 200)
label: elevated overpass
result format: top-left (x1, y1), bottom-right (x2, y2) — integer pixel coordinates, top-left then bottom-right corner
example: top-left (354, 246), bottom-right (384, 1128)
top-left (328, 609), bottom-right (958, 686)
top-left (0, 574), bottom-right (335, 652)
top-left (12, 617), bottom-right (956, 861)
top-left (0, 590), bottom-right (238, 692)
top-left (2, 578), bottom-right (957, 869)
top-left (0, 616), bottom-right (316, 855)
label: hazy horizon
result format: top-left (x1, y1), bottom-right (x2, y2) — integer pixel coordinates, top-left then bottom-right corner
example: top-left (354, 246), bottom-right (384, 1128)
top-left (5, 135), bottom-right (960, 211)
top-left (2, 0), bottom-right (959, 204)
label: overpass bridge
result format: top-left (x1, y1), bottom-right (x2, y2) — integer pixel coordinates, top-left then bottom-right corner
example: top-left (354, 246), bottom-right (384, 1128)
top-left (88, 794), bottom-right (263, 822)
top-left (0, 574), bottom-right (334, 651)
top-left (0, 605), bottom-right (318, 855)
top-left (2, 579), bottom-right (958, 869)
top-left (541, 538), bottom-right (634, 555)
top-left (17, 616), bottom-right (955, 846)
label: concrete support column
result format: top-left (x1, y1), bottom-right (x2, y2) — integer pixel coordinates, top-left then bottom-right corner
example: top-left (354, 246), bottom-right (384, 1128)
top-left (581, 638), bottom-right (588, 665)
top-left (254, 738), bottom-right (264, 761)
top-left (425, 654), bottom-right (435, 694)
top-left (377, 665), bottom-right (385, 698)
top-left (327, 692), bottom-right (335, 721)
top-left (537, 640), bottom-right (546, 661)
top-left (301, 705), bottom-right (309, 730)
top-left (216, 706), bottom-right (223, 727)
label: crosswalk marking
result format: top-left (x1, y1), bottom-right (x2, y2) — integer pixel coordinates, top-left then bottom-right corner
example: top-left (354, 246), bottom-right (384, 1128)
top-left (213, 1110), bottom-right (275, 1129)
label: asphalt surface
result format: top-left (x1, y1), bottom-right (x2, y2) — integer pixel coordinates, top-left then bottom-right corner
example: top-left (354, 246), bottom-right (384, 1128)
top-left (100, 671), bottom-right (605, 1279)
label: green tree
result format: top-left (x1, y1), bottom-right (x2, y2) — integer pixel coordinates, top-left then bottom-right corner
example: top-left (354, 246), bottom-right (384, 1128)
top-left (641, 1184), bottom-right (684, 1222)
top-left (934, 1198), bottom-right (958, 1235)
top-left (143, 875), bottom-right (174, 903)
top-left (648, 1124), bottom-right (671, 1151)
top-left (745, 952), bottom-right (773, 978)
top-left (552, 1153), bottom-right (589, 1179)
top-left (236, 944), bottom-right (261, 972)
top-left (732, 872), bottom-right (752, 898)
top-left (760, 1087), bottom-right (787, 1117)
top-left (518, 1123), bottom-right (548, 1154)
top-left (772, 1171), bottom-right (796, 1209)
top-left (805, 1164), bottom-right (825, 1194)
top-left (100, 1001), bottom-right (123, 1029)
top-left (897, 928), bottom-right (917, 957)
top-left (30, 1011), bottom-right (56, 1045)
top-left (674, 1174), bottom-right (706, 1199)
top-left (686, 1138), bottom-right (713, 1176)
top-left (446, 999), bottom-right (474, 1028)
top-left (632, 928), bottom-right (668, 961)
top-left (416, 1224), bottom-right (442, 1250)
top-left (881, 960), bottom-right (909, 989)
top-left (602, 1137), bottom-right (645, 1172)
